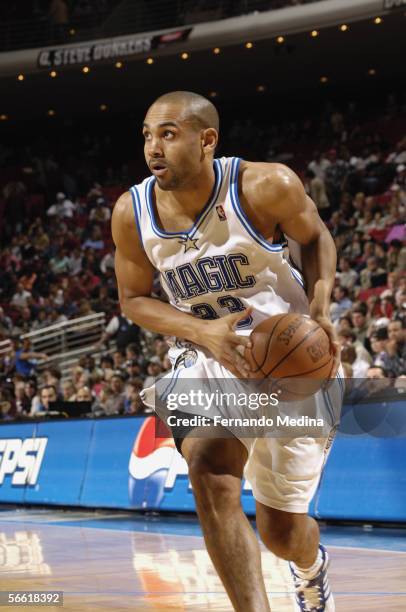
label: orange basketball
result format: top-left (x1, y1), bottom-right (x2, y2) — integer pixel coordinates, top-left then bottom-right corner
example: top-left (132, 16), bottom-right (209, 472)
top-left (245, 313), bottom-right (333, 399)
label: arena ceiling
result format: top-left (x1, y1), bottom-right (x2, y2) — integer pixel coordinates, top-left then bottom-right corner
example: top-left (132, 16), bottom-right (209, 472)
top-left (1, 11), bottom-right (406, 121)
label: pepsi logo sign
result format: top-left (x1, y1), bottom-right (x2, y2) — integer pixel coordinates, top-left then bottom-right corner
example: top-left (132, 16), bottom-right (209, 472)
top-left (0, 438), bottom-right (48, 486)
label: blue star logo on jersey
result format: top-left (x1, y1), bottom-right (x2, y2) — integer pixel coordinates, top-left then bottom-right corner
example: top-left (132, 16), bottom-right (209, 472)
top-left (178, 236), bottom-right (199, 253)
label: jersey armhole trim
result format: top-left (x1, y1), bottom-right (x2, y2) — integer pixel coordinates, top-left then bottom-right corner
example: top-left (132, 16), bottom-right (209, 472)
top-left (130, 186), bottom-right (145, 249)
top-left (229, 157), bottom-right (284, 253)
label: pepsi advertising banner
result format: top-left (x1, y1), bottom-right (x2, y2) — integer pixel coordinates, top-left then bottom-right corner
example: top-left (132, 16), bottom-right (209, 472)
top-left (0, 407), bottom-right (405, 521)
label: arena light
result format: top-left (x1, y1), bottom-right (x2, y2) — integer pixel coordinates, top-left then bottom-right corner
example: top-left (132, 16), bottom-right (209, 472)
top-left (340, 24), bottom-right (348, 31)
top-left (181, 52), bottom-right (189, 60)
top-left (368, 68), bottom-right (377, 76)
top-left (256, 85), bottom-right (266, 92)
top-left (213, 47), bottom-right (221, 54)
top-left (146, 57), bottom-right (154, 64)
top-left (48, 109), bottom-right (55, 116)
top-left (311, 30), bottom-right (319, 37)
top-left (245, 42), bottom-right (253, 49)
top-left (276, 36), bottom-right (285, 44)
top-left (320, 76), bottom-right (328, 83)
top-left (49, 70), bottom-right (57, 78)
top-left (17, 74), bottom-right (24, 81)
top-left (82, 66), bottom-right (90, 74)
top-left (0, 114), bottom-right (8, 121)
top-left (209, 91), bottom-right (217, 98)
top-left (374, 17), bottom-right (382, 24)
top-left (100, 104), bottom-right (108, 111)
top-left (115, 61), bottom-right (123, 69)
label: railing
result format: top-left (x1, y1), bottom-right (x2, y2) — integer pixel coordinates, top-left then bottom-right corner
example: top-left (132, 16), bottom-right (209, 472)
top-left (0, 313), bottom-right (107, 381)
top-left (0, 0), bottom-right (322, 52)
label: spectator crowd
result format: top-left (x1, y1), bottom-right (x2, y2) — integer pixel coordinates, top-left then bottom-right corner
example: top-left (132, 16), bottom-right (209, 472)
top-left (0, 92), bottom-right (405, 420)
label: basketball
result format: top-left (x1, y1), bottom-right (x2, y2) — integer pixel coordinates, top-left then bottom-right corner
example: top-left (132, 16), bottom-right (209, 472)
top-left (245, 313), bottom-right (333, 398)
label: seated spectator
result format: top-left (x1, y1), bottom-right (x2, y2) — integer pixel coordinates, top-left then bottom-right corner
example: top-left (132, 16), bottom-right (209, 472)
top-left (11, 282), bottom-right (31, 308)
top-left (341, 345), bottom-right (370, 378)
top-left (67, 248), bottom-right (83, 276)
top-left (124, 359), bottom-right (141, 380)
top-left (50, 249), bottom-right (70, 275)
top-left (31, 309), bottom-right (51, 330)
top-left (336, 256), bottom-right (358, 290)
top-left (350, 305), bottom-right (369, 345)
top-left (384, 319), bottom-right (406, 376)
top-left (360, 256), bottom-right (387, 289)
top-left (47, 192), bottom-right (75, 218)
top-left (99, 251), bottom-right (114, 274)
top-left (71, 365), bottom-right (89, 390)
top-left (35, 385), bottom-right (58, 415)
top-left (89, 197), bottom-right (111, 222)
top-left (304, 169), bottom-right (330, 217)
top-left (41, 366), bottom-right (62, 391)
top-left (124, 379), bottom-right (144, 414)
top-left (91, 286), bottom-right (116, 315)
top-left (330, 286), bottom-right (353, 322)
top-left (24, 379), bottom-right (41, 415)
top-left (143, 357), bottom-right (163, 389)
top-left (103, 372), bottom-right (126, 415)
top-left (82, 226), bottom-right (104, 250)
top-left (61, 379), bottom-right (76, 401)
top-left (76, 386), bottom-right (95, 412)
top-left (0, 386), bottom-right (16, 421)
top-left (100, 355), bottom-right (114, 381)
top-left (308, 151), bottom-right (331, 180)
top-left (338, 328), bottom-right (372, 365)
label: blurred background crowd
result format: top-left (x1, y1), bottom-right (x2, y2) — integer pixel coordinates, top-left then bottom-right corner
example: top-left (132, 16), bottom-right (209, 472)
top-left (0, 88), bottom-right (405, 420)
top-left (0, 0), bottom-right (318, 52)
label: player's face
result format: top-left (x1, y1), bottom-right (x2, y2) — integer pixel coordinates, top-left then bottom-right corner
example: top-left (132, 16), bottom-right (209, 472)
top-left (143, 102), bottom-right (203, 190)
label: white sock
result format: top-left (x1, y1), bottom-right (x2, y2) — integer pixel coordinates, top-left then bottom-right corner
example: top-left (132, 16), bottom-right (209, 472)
top-left (293, 547), bottom-right (323, 579)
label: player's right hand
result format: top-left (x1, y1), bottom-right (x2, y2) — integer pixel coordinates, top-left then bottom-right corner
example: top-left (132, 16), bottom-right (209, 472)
top-left (199, 308), bottom-right (253, 377)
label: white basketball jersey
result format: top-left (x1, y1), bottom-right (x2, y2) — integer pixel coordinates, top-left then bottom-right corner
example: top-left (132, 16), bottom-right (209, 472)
top-left (130, 157), bottom-right (309, 334)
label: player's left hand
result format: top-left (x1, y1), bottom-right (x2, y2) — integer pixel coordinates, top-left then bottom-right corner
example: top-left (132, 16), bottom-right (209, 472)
top-left (310, 311), bottom-right (341, 381)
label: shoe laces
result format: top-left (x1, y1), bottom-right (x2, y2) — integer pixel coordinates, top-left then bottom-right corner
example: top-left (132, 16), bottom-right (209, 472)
top-left (294, 576), bottom-right (324, 611)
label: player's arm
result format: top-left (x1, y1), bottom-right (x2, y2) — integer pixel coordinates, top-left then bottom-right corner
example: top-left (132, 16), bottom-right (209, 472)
top-left (243, 163), bottom-right (340, 375)
top-left (112, 192), bottom-right (251, 376)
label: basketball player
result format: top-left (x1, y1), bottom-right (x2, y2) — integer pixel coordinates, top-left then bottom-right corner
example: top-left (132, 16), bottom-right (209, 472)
top-left (112, 91), bottom-right (343, 611)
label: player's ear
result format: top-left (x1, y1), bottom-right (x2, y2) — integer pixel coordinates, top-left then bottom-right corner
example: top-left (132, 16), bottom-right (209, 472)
top-left (201, 128), bottom-right (218, 156)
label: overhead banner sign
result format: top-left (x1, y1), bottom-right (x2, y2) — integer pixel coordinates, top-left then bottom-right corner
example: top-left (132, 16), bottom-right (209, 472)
top-left (37, 28), bottom-right (192, 68)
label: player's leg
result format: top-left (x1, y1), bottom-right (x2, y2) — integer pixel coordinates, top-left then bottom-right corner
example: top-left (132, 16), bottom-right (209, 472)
top-left (256, 504), bottom-right (319, 567)
top-left (181, 430), bottom-right (271, 612)
top-left (247, 434), bottom-right (337, 611)
top-left (256, 504), bottom-right (333, 611)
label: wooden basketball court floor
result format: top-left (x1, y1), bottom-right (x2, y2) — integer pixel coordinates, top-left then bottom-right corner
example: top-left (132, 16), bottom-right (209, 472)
top-left (0, 508), bottom-right (405, 611)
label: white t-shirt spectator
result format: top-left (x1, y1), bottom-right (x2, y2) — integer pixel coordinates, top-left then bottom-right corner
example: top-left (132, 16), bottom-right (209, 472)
top-left (11, 288), bottom-right (31, 308)
top-left (100, 252), bottom-right (114, 274)
top-left (352, 356), bottom-right (370, 378)
top-left (68, 252), bottom-right (83, 275)
top-left (336, 269), bottom-right (358, 290)
top-left (47, 196), bottom-right (76, 218)
top-left (308, 158), bottom-right (331, 180)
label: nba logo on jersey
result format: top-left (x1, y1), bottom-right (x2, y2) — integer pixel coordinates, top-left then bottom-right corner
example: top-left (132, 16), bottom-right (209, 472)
top-left (216, 204), bottom-right (227, 221)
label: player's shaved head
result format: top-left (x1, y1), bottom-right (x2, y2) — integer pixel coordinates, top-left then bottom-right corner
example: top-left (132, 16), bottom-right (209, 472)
top-left (148, 91), bottom-right (219, 133)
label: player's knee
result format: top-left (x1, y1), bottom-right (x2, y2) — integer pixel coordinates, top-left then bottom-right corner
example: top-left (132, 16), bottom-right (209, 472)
top-left (257, 515), bottom-right (300, 559)
top-left (188, 458), bottom-right (241, 516)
